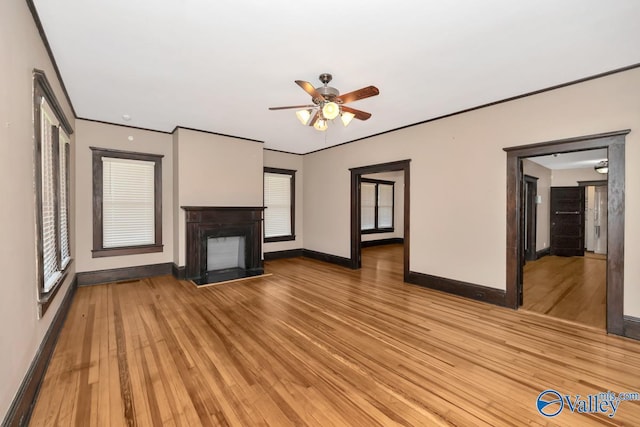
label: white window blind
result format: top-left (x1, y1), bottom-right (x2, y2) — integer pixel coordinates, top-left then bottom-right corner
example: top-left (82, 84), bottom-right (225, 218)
top-left (264, 172), bottom-right (292, 238)
top-left (59, 131), bottom-right (71, 268)
top-left (102, 157), bottom-right (155, 248)
top-left (361, 182), bottom-right (376, 230)
top-left (378, 184), bottom-right (394, 228)
top-left (41, 100), bottom-right (61, 292)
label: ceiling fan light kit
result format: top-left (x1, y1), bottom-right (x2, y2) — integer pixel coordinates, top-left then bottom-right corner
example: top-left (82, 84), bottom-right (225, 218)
top-left (269, 73), bottom-right (379, 131)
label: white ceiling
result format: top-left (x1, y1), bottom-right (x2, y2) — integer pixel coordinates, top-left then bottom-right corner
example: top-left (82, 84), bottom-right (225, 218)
top-left (527, 148), bottom-right (607, 170)
top-left (33, 0), bottom-right (640, 154)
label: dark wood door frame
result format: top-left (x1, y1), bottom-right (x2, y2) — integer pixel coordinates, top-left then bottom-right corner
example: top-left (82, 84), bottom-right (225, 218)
top-left (578, 180), bottom-right (608, 187)
top-left (350, 160), bottom-right (411, 280)
top-left (523, 175), bottom-right (538, 262)
top-left (505, 130), bottom-right (628, 335)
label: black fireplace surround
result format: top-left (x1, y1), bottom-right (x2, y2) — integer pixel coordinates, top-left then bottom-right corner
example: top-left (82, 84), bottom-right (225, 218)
top-left (182, 207), bottom-right (265, 285)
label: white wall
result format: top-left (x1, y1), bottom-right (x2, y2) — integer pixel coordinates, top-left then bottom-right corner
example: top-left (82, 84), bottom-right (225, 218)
top-left (523, 160), bottom-right (551, 251)
top-left (0, 0), bottom-right (76, 418)
top-left (263, 150), bottom-right (304, 253)
top-left (174, 128), bottom-right (263, 266)
top-left (552, 167), bottom-right (607, 186)
top-left (361, 171), bottom-right (404, 242)
top-left (303, 68), bottom-right (640, 317)
top-left (75, 120), bottom-right (174, 272)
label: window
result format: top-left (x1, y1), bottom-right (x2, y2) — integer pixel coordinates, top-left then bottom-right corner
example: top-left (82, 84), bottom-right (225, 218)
top-left (264, 167), bottom-right (295, 242)
top-left (361, 178), bottom-right (395, 233)
top-left (91, 147), bottom-right (163, 257)
top-left (33, 69), bottom-right (73, 314)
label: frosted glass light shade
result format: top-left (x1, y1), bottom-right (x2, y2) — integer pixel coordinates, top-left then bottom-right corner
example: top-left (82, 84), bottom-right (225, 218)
top-left (594, 160), bottom-right (608, 174)
top-left (341, 112), bottom-right (355, 126)
top-left (296, 109), bottom-right (313, 125)
top-left (313, 118), bottom-right (328, 131)
top-left (322, 102), bottom-right (340, 120)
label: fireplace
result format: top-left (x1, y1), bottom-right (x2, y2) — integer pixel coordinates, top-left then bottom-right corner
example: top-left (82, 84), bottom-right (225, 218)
top-left (182, 206), bottom-right (265, 285)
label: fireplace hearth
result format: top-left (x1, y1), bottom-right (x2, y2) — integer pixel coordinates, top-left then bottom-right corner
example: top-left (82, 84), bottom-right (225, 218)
top-left (182, 206), bottom-right (265, 285)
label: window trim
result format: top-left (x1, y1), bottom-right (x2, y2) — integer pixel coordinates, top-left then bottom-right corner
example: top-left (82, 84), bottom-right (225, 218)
top-left (59, 131), bottom-right (72, 270)
top-left (263, 167), bottom-right (296, 243)
top-left (91, 147), bottom-right (164, 257)
top-left (33, 69), bottom-right (73, 316)
top-left (360, 178), bottom-right (395, 234)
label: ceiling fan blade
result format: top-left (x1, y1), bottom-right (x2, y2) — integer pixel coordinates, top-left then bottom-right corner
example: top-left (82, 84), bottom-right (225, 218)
top-left (337, 86), bottom-right (379, 104)
top-left (308, 110), bottom-right (320, 126)
top-left (295, 80), bottom-right (325, 101)
top-left (269, 104), bottom-right (316, 111)
top-left (341, 105), bottom-right (372, 121)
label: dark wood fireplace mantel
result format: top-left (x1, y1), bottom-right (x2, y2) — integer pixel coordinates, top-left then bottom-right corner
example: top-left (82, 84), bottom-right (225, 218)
top-left (182, 206), bottom-right (265, 282)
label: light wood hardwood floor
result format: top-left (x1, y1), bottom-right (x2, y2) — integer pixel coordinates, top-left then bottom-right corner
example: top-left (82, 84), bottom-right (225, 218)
top-left (523, 254), bottom-right (606, 329)
top-left (30, 245), bottom-right (640, 426)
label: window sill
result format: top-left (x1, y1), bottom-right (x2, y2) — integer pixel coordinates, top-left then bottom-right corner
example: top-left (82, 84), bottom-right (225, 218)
top-left (361, 228), bottom-right (395, 235)
top-left (39, 259), bottom-right (73, 317)
top-left (92, 244), bottom-right (164, 258)
top-left (264, 235), bottom-right (296, 243)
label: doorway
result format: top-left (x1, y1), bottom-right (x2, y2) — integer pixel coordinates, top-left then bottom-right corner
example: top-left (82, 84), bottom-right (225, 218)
top-left (521, 166), bottom-right (606, 329)
top-left (350, 160), bottom-right (411, 280)
top-left (505, 130), bottom-right (627, 335)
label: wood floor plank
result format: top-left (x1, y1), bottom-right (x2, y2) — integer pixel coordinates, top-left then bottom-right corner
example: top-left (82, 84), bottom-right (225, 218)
top-left (106, 285), bottom-right (126, 426)
top-left (523, 254), bottom-right (606, 328)
top-left (30, 245), bottom-right (640, 426)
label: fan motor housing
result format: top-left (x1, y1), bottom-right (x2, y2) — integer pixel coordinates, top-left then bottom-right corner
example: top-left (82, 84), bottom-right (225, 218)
top-left (318, 86), bottom-right (339, 100)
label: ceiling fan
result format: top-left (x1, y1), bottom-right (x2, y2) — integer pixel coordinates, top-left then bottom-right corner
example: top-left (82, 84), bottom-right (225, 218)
top-left (269, 73), bottom-right (379, 131)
